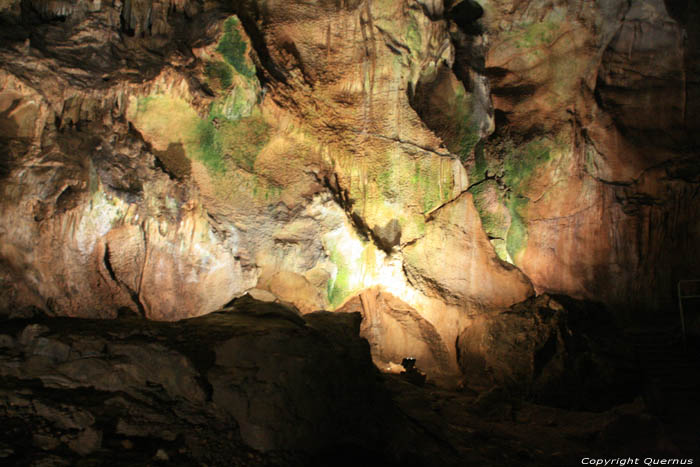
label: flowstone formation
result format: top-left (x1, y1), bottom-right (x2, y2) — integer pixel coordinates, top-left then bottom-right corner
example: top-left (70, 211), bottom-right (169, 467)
top-left (0, 0), bottom-right (699, 384)
top-left (460, 0), bottom-right (700, 317)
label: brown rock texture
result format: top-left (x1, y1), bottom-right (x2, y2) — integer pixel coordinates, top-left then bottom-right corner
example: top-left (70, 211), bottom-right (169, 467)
top-left (403, 192), bottom-right (533, 308)
top-left (0, 0), bottom-right (699, 382)
top-left (338, 287), bottom-right (457, 382)
top-left (0, 298), bottom-right (410, 465)
top-left (463, 0), bottom-right (700, 318)
top-left (457, 294), bottom-right (639, 410)
top-left (4, 299), bottom-right (684, 466)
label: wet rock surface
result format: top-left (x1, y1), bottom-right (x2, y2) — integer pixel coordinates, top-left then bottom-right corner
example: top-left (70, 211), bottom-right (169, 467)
top-left (1, 1), bottom-right (700, 460)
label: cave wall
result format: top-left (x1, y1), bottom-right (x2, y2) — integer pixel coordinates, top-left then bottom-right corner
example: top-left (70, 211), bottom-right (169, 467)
top-left (461, 0), bottom-right (700, 317)
top-left (0, 0), bottom-right (698, 380)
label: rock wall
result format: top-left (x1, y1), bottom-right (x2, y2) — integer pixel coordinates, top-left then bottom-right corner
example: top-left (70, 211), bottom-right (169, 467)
top-left (0, 0), bottom-right (698, 381)
top-left (462, 0), bottom-right (700, 317)
top-left (0, 298), bottom-right (404, 465)
top-left (457, 294), bottom-right (640, 410)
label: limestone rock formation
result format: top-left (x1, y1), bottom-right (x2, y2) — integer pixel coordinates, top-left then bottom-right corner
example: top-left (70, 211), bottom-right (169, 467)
top-left (457, 294), bottom-right (640, 410)
top-left (0, 0), bottom-right (699, 384)
top-left (463, 0), bottom-right (700, 317)
top-left (403, 192), bottom-right (533, 308)
top-left (338, 287), bottom-right (458, 383)
top-left (0, 0), bottom-right (535, 383)
top-left (0, 298), bottom-right (401, 465)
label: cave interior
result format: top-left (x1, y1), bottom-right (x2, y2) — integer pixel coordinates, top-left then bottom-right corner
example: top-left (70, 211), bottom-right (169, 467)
top-left (0, 0), bottom-right (699, 465)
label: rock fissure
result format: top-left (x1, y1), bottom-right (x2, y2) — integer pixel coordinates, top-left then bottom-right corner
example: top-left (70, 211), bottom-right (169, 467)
top-left (1, 6), bottom-right (700, 459)
top-left (346, 127), bottom-right (455, 159)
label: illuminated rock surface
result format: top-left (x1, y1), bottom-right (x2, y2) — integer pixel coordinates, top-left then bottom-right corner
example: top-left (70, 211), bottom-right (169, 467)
top-left (0, 0), bottom-right (536, 382)
top-left (1, 0), bottom-right (697, 330)
top-left (467, 0), bottom-right (700, 316)
top-left (1, 0), bottom-right (698, 319)
top-left (1, 0), bottom-right (700, 462)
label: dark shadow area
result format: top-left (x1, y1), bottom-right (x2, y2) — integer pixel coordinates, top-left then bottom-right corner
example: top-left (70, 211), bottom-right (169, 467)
top-left (447, 0), bottom-right (484, 35)
top-left (0, 296), bottom-right (699, 466)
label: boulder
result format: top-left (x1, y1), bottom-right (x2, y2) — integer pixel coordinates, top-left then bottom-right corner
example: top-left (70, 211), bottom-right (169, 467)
top-left (0, 297), bottom-right (395, 465)
top-left (337, 287), bottom-right (458, 384)
top-left (457, 294), bottom-right (640, 410)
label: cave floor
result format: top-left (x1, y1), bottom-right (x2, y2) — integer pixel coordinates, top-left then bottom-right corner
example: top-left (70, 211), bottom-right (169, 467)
top-left (385, 374), bottom-right (699, 466)
top-left (1, 311), bottom-right (698, 467)
top-left (383, 326), bottom-right (700, 467)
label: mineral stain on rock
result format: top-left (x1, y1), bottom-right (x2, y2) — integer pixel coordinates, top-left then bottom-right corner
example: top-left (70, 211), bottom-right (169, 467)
top-left (1, 0), bottom-right (700, 464)
top-left (152, 142), bottom-right (192, 180)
